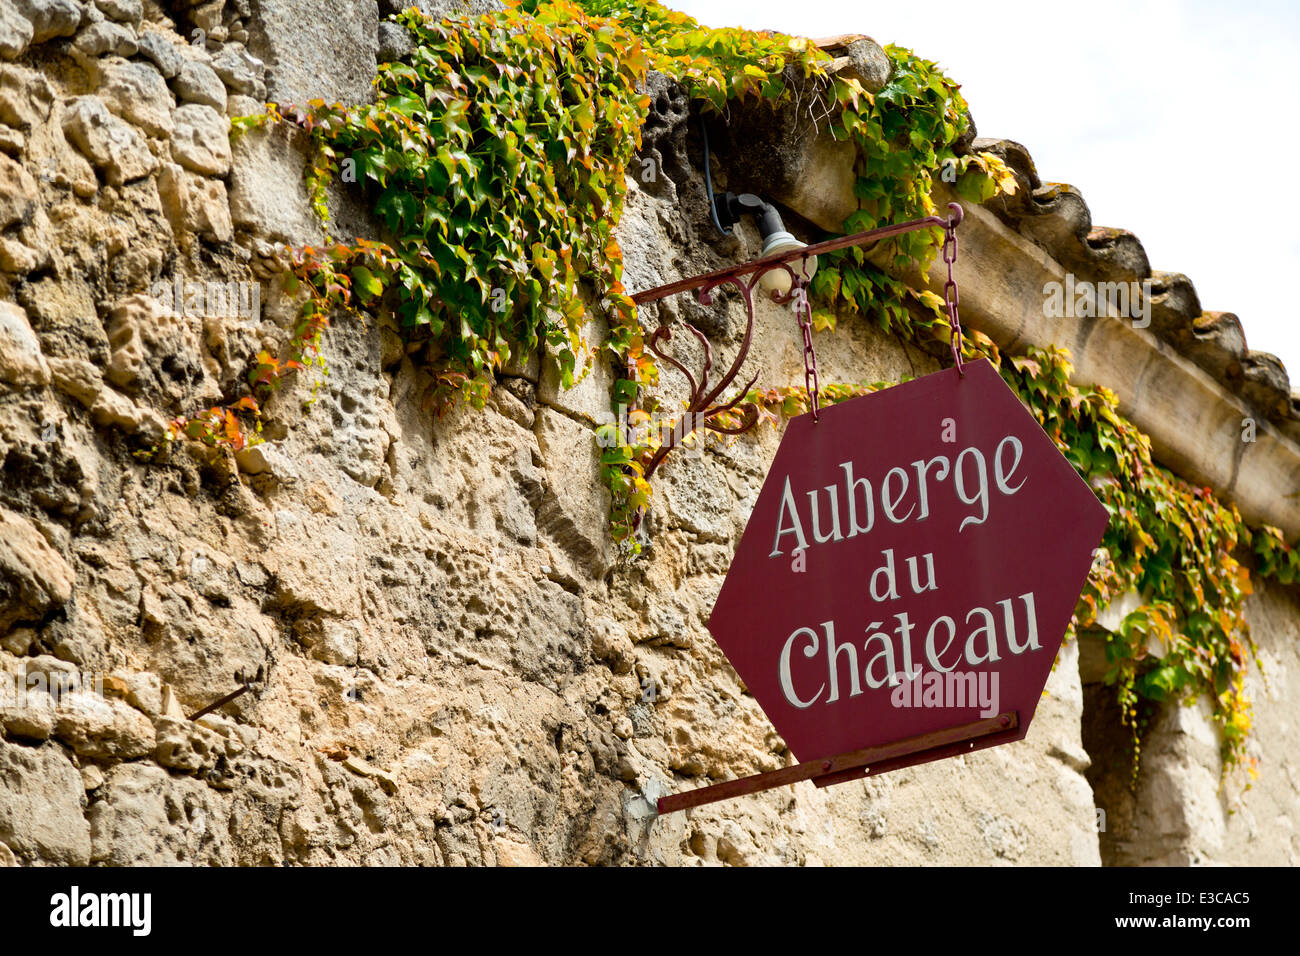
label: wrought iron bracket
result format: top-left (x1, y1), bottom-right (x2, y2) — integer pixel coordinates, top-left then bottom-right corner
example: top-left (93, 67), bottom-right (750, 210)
top-left (656, 710), bottom-right (1017, 815)
top-left (629, 203), bottom-right (965, 482)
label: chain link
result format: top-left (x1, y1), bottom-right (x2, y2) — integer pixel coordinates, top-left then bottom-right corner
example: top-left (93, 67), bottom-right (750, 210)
top-left (794, 266), bottom-right (821, 422)
top-left (942, 220), bottom-right (965, 375)
top-left (789, 213), bottom-right (959, 421)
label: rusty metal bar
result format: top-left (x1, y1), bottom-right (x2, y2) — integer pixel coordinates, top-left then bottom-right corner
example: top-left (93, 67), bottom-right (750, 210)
top-left (188, 684), bottom-right (249, 721)
top-left (631, 209), bottom-right (957, 306)
top-left (626, 203), bottom-right (965, 522)
top-left (655, 710), bottom-right (1017, 815)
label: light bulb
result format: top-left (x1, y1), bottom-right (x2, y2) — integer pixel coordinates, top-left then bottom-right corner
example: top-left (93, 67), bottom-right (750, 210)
top-left (758, 231), bottom-right (817, 296)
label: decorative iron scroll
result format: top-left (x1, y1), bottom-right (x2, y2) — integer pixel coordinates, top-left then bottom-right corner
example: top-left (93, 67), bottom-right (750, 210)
top-left (629, 203), bottom-right (965, 480)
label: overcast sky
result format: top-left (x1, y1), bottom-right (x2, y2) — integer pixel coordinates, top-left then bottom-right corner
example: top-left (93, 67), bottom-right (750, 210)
top-left (672, 0), bottom-right (1300, 380)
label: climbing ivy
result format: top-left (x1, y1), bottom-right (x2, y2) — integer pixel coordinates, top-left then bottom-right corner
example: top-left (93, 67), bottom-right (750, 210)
top-left (555, 0), bottom-right (1012, 542)
top-left (165, 0), bottom-right (651, 452)
top-left (568, 0), bottom-right (1286, 774)
top-left (996, 345), bottom-right (1258, 775)
top-left (144, 0), bottom-right (1298, 775)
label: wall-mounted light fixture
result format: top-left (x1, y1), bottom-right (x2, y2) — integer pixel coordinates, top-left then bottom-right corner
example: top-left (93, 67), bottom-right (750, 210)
top-left (699, 117), bottom-right (818, 297)
top-left (710, 191), bottom-right (818, 296)
top-left (631, 202), bottom-right (963, 491)
top-left (625, 116), bottom-right (964, 514)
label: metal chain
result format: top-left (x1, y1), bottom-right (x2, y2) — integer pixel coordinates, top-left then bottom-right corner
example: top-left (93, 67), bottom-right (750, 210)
top-left (942, 219), bottom-right (965, 375)
top-left (794, 266), bottom-right (821, 421)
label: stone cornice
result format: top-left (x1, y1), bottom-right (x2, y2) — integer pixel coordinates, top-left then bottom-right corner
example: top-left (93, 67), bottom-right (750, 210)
top-left (733, 92), bottom-right (1300, 537)
top-left (919, 187), bottom-right (1300, 539)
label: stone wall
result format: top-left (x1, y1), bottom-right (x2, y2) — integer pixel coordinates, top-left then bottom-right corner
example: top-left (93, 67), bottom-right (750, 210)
top-left (0, 0), bottom-right (1294, 866)
top-left (1082, 582), bottom-right (1300, 866)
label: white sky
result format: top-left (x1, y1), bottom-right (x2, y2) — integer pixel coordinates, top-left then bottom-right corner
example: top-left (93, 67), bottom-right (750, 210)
top-left (672, 0), bottom-right (1300, 380)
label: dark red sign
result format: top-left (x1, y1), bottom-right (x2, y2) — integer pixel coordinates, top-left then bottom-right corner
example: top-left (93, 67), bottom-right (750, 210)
top-left (708, 358), bottom-right (1109, 773)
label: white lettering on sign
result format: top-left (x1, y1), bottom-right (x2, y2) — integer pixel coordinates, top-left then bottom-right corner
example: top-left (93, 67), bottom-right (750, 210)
top-left (779, 623), bottom-right (826, 708)
top-left (768, 424), bottom-right (1040, 717)
top-left (768, 434), bottom-right (1026, 557)
top-left (775, 593), bottom-right (1039, 712)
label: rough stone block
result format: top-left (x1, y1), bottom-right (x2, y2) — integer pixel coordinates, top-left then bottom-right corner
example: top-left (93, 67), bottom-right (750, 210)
top-left (533, 407), bottom-right (612, 577)
top-left (248, 0), bottom-right (377, 105)
top-left (171, 102), bottom-right (231, 176)
top-left (0, 739), bottom-right (91, 864)
top-left (0, 505), bottom-right (73, 631)
top-left (0, 299), bottom-right (49, 386)
top-left (62, 94), bottom-right (157, 185)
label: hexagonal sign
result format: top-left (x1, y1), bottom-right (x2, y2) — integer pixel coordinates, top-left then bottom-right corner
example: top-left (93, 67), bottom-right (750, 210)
top-left (708, 358), bottom-right (1109, 778)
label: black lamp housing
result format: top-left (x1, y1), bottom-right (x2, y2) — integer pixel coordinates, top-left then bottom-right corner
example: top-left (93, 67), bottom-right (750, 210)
top-left (714, 191), bottom-right (788, 243)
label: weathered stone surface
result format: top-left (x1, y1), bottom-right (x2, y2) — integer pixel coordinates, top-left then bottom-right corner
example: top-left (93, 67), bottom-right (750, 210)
top-left (153, 715), bottom-right (225, 773)
top-left (0, 63), bottom-right (55, 131)
top-left (823, 36), bottom-right (891, 93)
top-left (95, 58), bottom-right (173, 137)
top-left (843, 38), bottom-right (890, 92)
top-left (1239, 350), bottom-right (1292, 419)
top-left (533, 407), bottom-right (612, 578)
top-left (122, 670), bottom-right (161, 716)
top-left (0, 688), bottom-right (56, 740)
top-left (13, 0), bottom-right (81, 44)
top-left (0, 150), bottom-right (35, 229)
top-left (53, 692), bottom-right (157, 759)
top-left (1187, 311), bottom-right (1247, 382)
top-left (171, 102), bottom-right (231, 175)
top-left (228, 122), bottom-right (324, 243)
top-left (247, 0), bottom-right (377, 105)
top-left (0, 298), bottom-right (49, 387)
top-left (94, 0), bottom-right (140, 24)
top-left (0, 506), bottom-right (74, 631)
top-left (0, 143), bottom-right (48, 274)
top-left (377, 19), bottom-right (412, 63)
top-left (172, 57), bottom-right (226, 109)
top-left (87, 762), bottom-right (188, 864)
top-left (537, 313), bottom-right (616, 426)
top-left (135, 26), bottom-right (182, 78)
top-left (0, 3), bottom-right (34, 59)
top-left (0, 627), bottom-right (35, 656)
top-left (225, 92), bottom-right (260, 119)
top-left (235, 441), bottom-right (297, 481)
top-left (89, 385), bottom-right (166, 436)
top-left (104, 293), bottom-right (146, 386)
top-left (310, 618), bottom-right (359, 665)
top-left (157, 161), bottom-right (232, 243)
top-left (210, 43), bottom-right (264, 97)
top-left (0, 740), bottom-right (91, 864)
top-left (73, 18), bottom-right (137, 56)
top-left (62, 94), bottom-right (157, 185)
top-left (656, 449), bottom-right (738, 542)
top-left (47, 354), bottom-right (102, 406)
